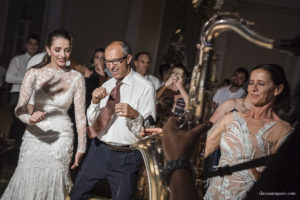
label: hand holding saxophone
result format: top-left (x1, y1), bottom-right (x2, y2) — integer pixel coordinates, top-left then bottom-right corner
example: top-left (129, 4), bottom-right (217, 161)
top-left (162, 117), bottom-right (212, 161)
top-left (141, 127), bottom-right (163, 137)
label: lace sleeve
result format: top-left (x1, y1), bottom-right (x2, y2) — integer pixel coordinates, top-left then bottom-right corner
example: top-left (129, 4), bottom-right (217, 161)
top-left (74, 74), bottom-right (87, 153)
top-left (15, 69), bottom-right (36, 124)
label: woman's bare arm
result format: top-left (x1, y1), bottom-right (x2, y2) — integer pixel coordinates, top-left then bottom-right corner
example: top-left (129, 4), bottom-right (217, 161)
top-left (210, 99), bottom-right (235, 124)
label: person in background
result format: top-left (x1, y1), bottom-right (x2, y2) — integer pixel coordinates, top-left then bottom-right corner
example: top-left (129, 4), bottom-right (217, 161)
top-left (158, 63), bottom-right (172, 84)
top-left (5, 34), bottom-right (40, 148)
top-left (134, 51), bottom-right (161, 90)
top-left (1, 29), bottom-right (86, 200)
top-left (213, 67), bottom-right (249, 107)
top-left (155, 64), bottom-right (189, 126)
top-left (84, 48), bottom-right (108, 109)
top-left (212, 67), bottom-right (249, 109)
top-left (70, 41), bottom-right (156, 200)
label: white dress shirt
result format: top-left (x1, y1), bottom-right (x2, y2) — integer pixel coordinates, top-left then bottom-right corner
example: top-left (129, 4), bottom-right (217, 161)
top-left (213, 85), bottom-right (246, 106)
top-left (87, 69), bottom-right (156, 145)
top-left (6, 52), bottom-right (31, 93)
top-left (145, 74), bottom-right (162, 90)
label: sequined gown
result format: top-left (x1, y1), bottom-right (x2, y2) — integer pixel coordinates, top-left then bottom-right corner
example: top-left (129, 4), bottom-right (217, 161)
top-left (1, 67), bottom-right (86, 200)
top-left (204, 112), bottom-right (291, 200)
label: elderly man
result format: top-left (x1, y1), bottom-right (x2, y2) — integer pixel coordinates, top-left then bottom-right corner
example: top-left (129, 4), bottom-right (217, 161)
top-left (134, 51), bottom-right (161, 90)
top-left (70, 41), bottom-right (156, 200)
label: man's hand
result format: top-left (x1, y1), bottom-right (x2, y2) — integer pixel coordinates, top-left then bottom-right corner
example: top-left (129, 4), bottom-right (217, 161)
top-left (115, 103), bottom-right (139, 119)
top-left (162, 117), bottom-right (212, 161)
top-left (92, 87), bottom-right (109, 104)
top-left (29, 111), bottom-right (46, 125)
top-left (141, 127), bottom-right (163, 137)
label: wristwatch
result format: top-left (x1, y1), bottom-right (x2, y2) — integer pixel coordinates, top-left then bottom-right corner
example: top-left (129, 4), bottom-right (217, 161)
top-left (163, 159), bottom-right (193, 185)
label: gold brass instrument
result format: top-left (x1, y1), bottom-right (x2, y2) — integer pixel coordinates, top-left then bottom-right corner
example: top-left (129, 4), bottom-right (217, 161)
top-left (132, 12), bottom-right (291, 200)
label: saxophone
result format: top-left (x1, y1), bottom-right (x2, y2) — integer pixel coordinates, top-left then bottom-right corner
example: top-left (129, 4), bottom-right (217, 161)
top-left (131, 12), bottom-right (290, 200)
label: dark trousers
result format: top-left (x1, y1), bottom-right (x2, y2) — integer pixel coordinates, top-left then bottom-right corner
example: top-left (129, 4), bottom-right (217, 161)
top-left (70, 138), bottom-right (143, 200)
top-left (7, 92), bottom-right (26, 164)
top-left (209, 148), bottom-right (221, 171)
top-left (8, 92), bottom-right (26, 144)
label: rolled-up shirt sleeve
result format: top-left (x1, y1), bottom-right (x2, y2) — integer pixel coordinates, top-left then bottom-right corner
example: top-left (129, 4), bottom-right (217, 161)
top-left (126, 86), bottom-right (156, 136)
top-left (87, 101), bottom-right (102, 126)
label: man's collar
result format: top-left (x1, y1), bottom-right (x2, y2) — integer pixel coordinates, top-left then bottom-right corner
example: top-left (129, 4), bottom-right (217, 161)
top-left (25, 52), bottom-right (32, 60)
top-left (112, 68), bottom-right (134, 85)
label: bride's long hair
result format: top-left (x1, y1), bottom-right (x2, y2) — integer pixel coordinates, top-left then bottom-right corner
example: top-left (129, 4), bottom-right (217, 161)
top-left (32, 29), bottom-right (72, 69)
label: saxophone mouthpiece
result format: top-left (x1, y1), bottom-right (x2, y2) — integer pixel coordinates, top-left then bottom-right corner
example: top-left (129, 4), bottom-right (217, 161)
top-left (274, 35), bottom-right (300, 56)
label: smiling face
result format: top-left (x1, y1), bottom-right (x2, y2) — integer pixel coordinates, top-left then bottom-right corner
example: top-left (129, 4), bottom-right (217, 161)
top-left (248, 69), bottom-right (283, 107)
top-left (46, 37), bottom-right (71, 68)
top-left (105, 42), bottom-right (132, 80)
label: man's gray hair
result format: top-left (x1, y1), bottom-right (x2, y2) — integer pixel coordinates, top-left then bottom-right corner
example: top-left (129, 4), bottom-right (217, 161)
top-left (121, 41), bottom-right (132, 56)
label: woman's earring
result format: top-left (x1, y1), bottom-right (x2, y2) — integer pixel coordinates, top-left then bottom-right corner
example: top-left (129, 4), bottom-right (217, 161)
top-left (66, 60), bottom-right (71, 67)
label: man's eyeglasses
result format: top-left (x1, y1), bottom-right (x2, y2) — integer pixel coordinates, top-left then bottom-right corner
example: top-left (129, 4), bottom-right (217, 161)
top-left (104, 55), bottom-right (128, 67)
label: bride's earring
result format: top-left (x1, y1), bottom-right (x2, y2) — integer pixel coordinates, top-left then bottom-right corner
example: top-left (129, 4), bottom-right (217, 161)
top-left (66, 60), bottom-right (71, 67)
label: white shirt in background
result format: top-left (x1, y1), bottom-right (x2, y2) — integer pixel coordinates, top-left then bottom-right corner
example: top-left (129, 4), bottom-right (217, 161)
top-left (6, 52), bottom-right (31, 93)
top-left (145, 74), bottom-right (161, 90)
top-left (213, 85), bottom-right (246, 106)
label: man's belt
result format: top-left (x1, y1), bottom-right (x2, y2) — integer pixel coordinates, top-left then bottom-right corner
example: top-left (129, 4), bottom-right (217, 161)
top-left (100, 140), bottom-right (135, 153)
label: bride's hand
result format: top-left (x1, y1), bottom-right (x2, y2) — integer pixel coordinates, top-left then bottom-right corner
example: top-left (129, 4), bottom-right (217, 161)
top-left (71, 152), bottom-right (84, 169)
top-left (29, 111), bottom-right (46, 125)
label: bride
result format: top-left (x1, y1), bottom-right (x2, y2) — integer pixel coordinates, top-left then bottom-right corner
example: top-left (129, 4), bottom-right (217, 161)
top-left (1, 29), bottom-right (86, 200)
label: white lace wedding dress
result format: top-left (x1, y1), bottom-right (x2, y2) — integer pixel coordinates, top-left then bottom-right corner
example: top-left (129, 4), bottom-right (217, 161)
top-left (1, 67), bottom-right (86, 200)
